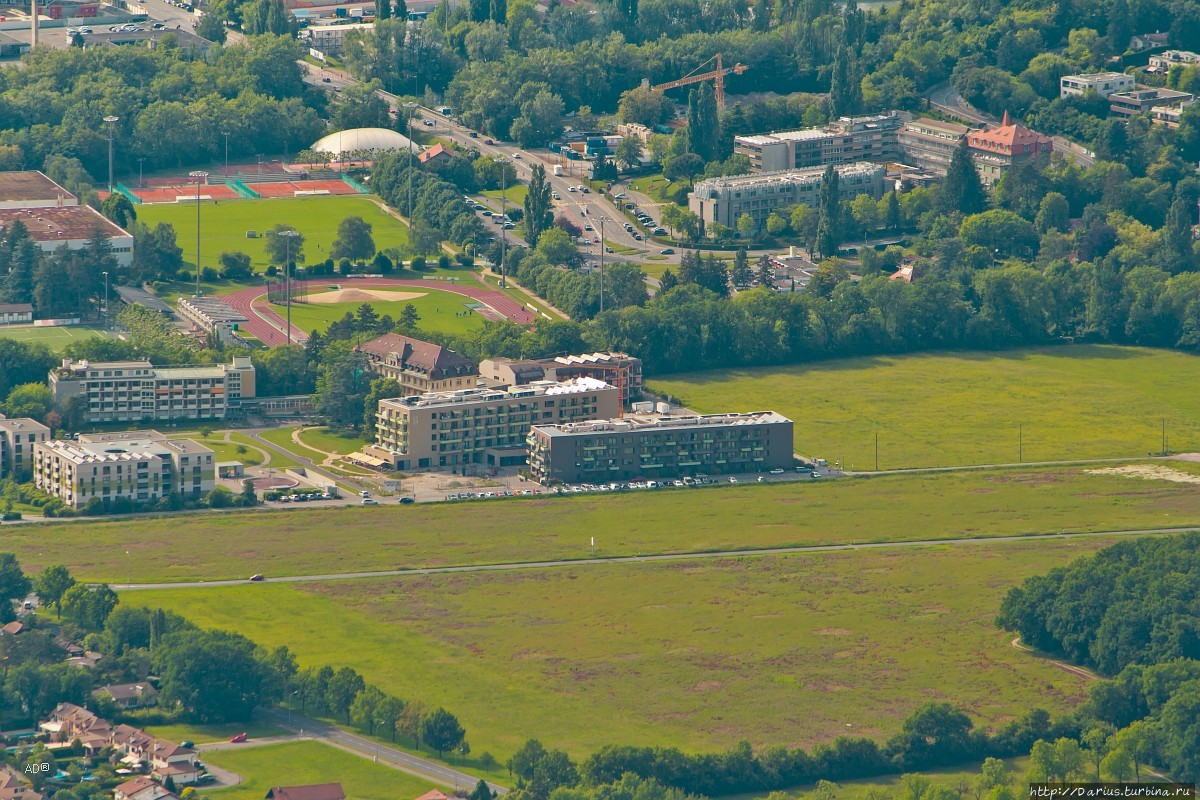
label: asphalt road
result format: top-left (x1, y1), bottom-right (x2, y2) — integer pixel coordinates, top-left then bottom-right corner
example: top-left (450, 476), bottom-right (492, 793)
top-left (113, 524), bottom-right (1198, 591)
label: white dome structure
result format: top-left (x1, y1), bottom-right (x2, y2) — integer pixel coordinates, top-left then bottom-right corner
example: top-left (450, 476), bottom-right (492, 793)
top-left (312, 127), bottom-right (418, 158)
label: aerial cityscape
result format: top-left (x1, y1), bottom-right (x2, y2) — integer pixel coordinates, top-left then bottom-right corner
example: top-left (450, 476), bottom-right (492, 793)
top-left (1, 0), bottom-right (1200, 796)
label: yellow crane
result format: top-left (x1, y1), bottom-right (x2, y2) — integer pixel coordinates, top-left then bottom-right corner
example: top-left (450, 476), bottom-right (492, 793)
top-left (645, 54), bottom-right (749, 109)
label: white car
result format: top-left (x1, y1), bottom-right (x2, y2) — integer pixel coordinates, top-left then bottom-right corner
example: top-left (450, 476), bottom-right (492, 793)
top-left (769, 468), bottom-right (785, 474)
top-left (567, 186), bottom-right (577, 192)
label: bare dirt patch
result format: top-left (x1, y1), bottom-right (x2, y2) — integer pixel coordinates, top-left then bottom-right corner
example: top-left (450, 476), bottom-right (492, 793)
top-left (1087, 464), bottom-right (1200, 484)
top-left (306, 288), bottom-right (427, 304)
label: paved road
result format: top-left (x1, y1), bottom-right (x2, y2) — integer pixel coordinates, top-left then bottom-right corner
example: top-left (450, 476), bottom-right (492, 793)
top-left (113, 524), bottom-right (1197, 591)
top-left (260, 708), bottom-right (507, 794)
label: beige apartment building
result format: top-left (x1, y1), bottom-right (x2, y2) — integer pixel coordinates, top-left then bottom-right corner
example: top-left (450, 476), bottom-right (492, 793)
top-left (34, 431), bottom-right (215, 510)
top-left (49, 357), bottom-right (256, 424)
top-left (366, 378), bottom-right (620, 470)
top-left (0, 415), bottom-right (51, 481)
top-left (356, 334), bottom-right (479, 397)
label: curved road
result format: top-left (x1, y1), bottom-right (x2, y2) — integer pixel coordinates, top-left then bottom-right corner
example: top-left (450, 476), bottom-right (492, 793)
top-left (221, 277), bottom-right (536, 346)
top-left (114, 524), bottom-right (1198, 591)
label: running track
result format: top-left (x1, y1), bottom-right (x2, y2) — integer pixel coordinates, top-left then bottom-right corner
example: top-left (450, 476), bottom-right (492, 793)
top-left (221, 278), bottom-right (537, 346)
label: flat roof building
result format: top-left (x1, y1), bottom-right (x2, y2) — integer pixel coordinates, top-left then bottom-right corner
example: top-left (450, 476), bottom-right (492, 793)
top-left (1147, 50), bottom-right (1200, 73)
top-left (0, 206), bottom-right (133, 266)
top-left (1060, 72), bottom-right (1136, 99)
top-left (365, 377), bottom-right (620, 471)
top-left (0, 303), bottom-right (34, 325)
top-left (897, 117), bottom-right (972, 175)
top-left (80, 28), bottom-right (214, 54)
top-left (302, 21), bottom-right (373, 55)
top-left (734, 112), bottom-right (906, 173)
top-left (527, 411), bottom-right (794, 485)
top-left (49, 357), bottom-right (256, 425)
top-left (1109, 87), bottom-right (1194, 117)
top-left (689, 163), bottom-right (886, 231)
top-left (34, 430), bottom-right (215, 510)
top-left (0, 415), bottom-right (50, 482)
top-left (177, 296), bottom-right (248, 333)
top-left (0, 171), bottom-right (78, 209)
top-left (356, 333), bottom-right (478, 397)
top-left (479, 352), bottom-right (643, 406)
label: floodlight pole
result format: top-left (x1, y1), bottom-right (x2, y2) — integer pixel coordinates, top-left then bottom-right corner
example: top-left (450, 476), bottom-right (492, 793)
top-left (103, 115), bottom-right (119, 192)
top-left (599, 217), bottom-right (605, 313)
top-left (280, 230), bottom-right (301, 345)
top-left (189, 170), bottom-right (208, 297)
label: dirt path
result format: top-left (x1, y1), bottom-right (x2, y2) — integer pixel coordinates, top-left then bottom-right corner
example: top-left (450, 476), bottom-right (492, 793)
top-left (1011, 637), bottom-right (1099, 681)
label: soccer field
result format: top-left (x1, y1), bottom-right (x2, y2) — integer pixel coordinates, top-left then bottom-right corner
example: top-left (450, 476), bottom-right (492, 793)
top-left (136, 195), bottom-right (410, 271)
top-left (0, 325), bottom-right (113, 351)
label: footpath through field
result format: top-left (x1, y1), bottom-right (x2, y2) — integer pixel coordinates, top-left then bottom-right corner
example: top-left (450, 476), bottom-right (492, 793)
top-left (222, 277), bottom-right (536, 346)
top-left (114, 524), bottom-right (1198, 591)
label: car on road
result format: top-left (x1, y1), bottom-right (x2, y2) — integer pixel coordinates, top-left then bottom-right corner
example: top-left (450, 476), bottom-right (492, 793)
top-left (567, 186), bottom-right (576, 192)
top-left (322, 76), bottom-right (332, 82)
top-left (423, 119), bottom-right (434, 126)
top-left (399, 496), bottom-right (415, 504)
top-left (613, 192), bottom-right (626, 199)
top-left (484, 138), bottom-right (494, 145)
top-left (481, 210), bottom-right (492, 216)
top-left (180, 741), bottom-right (194, 748)
top-left (469, 131), bottom-right (478, 137)
top-left (659, 248), bottom-right (675, 255)
top-left (633, 233), bottom-right (643, 240)
top-left (229, 733), bottom-right (248, 743)
top-left (361, 498), bottom-right (380, 505)
top-left (653, 227), bottom-right (668, 235)
top-left (769, 468), bottom-right (785, 474)
top-left (512, 152), bottom-right (522, 158)
top-left (583, 224), bottom-right (593, 231)
top-left (249, 574), bottom-right (265, 582)
top-left (728, 477), bottom-right (739, 483)
top-left (605, 246), bottom-right (615, 253)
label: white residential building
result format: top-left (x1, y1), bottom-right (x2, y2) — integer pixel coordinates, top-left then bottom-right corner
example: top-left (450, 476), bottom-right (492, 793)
top-left (0, 415), bottom-right (50, 481)
top-left (1060, 72), bottom-right (1136, 99)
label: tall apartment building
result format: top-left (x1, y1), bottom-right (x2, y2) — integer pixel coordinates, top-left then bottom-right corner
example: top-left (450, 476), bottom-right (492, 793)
top-left (689, 163), bottom-right (886, 230)
top-left (48, 357), bottom-right (256, 424)
top-left (527, 412), bottom-right (795, 485)
top-left (1060, 72), bottom-right (1136, 99)
top-left (34, 431), bottom-right (215, 510)
top-left (734, 112), bottom-right (906, 173)
top-left (897, 117), bottom-right (972, 175)
top-left (478, 352), bottom-right (643, 406)
top-left (356, 334), bottom-right (478, 397)
top-left (0, 415), bottom-right (50, 481)
top-left (365, 378), bottom-right (620, 471)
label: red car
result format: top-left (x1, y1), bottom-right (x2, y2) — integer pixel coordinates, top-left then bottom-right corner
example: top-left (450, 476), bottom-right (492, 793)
top-left (229, 733), bottom-right (248, 743)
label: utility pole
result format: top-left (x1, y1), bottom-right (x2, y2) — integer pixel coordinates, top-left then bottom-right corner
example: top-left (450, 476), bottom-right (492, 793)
top-left (223, 131), bottom-right (230, 177)
top-left (599, 217), bottom-right (605, 312)
top-left (102, 271), bottom-right (109, 328)
top-left (103, 116), bottom-right (119, 192)
top-left (137, 157), bottom-right (146, 188)
top-left (280, 230), bottom-right (301, 346)
top-left (189, 170), bottom-right (208, 297)
top-left (499, 168), bottom-right (507, 288)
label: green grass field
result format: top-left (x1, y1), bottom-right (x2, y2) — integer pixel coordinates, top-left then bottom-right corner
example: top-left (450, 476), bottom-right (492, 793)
top-left (229, 432), bottom-right (302, 469)
top-left (137, 195), bottom-right (410, 271)
top-left (255, 426), bottom-right (327, 465)
top-left (650, 345), bottom-right (1200, 469)
top-left (732, 758), bottom-right (1031, 800)
top-left (0, 324), bottom-right (113, 352)
top-left (124, 537), bottom-right (1114, 759)
top-left (11, 464), bottom-right (1200, 582)
top-left (201, 741), bottom-right (436, 800)
top-left (177, 435), bottom-right (265, 467)
top-left (141, 721), bottom-right (287, 745)
top-left (481, 185), bottom-right (528, 208)
top-left (297, 427), bottom-right (369, 455)
top-left (270, 289), bottom-right (486, 336)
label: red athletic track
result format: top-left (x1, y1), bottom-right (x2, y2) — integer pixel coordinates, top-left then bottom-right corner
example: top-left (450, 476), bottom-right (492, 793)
top-left (220, 278), bottom-right (537, 346)
top-left (134, 184), bottom-right (241, 203)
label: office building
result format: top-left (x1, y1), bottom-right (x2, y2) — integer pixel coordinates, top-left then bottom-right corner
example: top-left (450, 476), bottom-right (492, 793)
top-left (527, 411), bottom-right (794, 485)
top-left (303, 21), bottom-right (373, 55)
top-left (1109, 87), bottom-right (1194, 117)
top-left (734, 112), bottom-right (906, 173)
top-left (479, 352), bottom-right (643, 406)
top-left (965, 112), bottom-right (1053, 186)
top-left (689, 163), bottom-right (886, 231)
top-left (897, 117), bottom-right (972, 175)
top-left (33, 431), bottom-right (214, 510)
top-left (366, 378), bottom-right (620, 470)
top-left (356, 333), bottom-right (478, 397)
top-left (1060, 72), bottom-right (1136, 99)
top-left (0, 415), bottom-right (50, 481)
top-left (49, 357), bottom-right (256, 424)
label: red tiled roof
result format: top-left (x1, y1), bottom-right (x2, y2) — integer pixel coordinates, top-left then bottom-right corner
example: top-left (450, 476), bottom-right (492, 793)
top-left (356, 333), bottom-right (477, 379)
top-left (417, 143), bottom-right (451, 163)
top-left (266, 784), bottom-right (346, 800)
top-left (966, 111), bottom-right (1052, 155)
top-left (414, 792), bottom-right (451, 800)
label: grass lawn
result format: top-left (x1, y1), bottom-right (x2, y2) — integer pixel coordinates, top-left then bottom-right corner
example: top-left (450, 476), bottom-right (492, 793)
top-left (0, 324), bottom-right (113, 352)
top-left (731, 758), bottom-right (1031, 800)
top-left (481, 185), bottom-right (528, 208)
top-left (123, 537), bottom-right (1116, 759)
top-left (201, 741), bottom-right (437, 800)
top-left (297, 427), bottom-right (369, 455)
top-left (651, 345), bottom-right (1200, 469)
top-left (629, 173), bottom-right (686, 201)
top-left (256, 427), bottom-right (327, 465)
top-left (180, 436), bottom-right (265, 467)
top-left (269, 288), bottom-right (486, 337)
top-left (141, 721), bottom-right (288, 745)
top-left (228, 432), bottom-right (301, 470)
top-left (137, 195), bottom-right (409, 272)
top-left (10, 464), bottom-right (1200, 582)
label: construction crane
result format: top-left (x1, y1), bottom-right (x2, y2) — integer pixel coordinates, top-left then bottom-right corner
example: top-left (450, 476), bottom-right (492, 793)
top-left (645, 54), bottom-right (749, 109)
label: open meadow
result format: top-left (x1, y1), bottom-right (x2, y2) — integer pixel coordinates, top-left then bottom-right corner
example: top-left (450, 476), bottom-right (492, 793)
top-left (9, 464), bottom-right (1200, 582)
top-left (269, 287), bottom-right (487, 336)
top-left (0, 324), bottom-right (113, 352)
top-left (200, 740), bottom-right (436, 800)
top-left (136, 195), bottom-right (409, 270)
top-left (650, 345), bottom-right (1200, 469)
top-left (123, 537), bottom-right (1115, 759)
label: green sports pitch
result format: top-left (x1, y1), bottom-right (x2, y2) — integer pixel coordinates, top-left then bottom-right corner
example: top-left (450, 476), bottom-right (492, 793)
top-left (136, 195), bottom-right (410, 271)
top-left (0, 324), bottom-right (113, 351)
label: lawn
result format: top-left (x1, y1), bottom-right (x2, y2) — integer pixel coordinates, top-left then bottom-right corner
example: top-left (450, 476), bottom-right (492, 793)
top-left (136, 195), bottom-right (410, 271)
top-left (481, 184), bottom-right (528, 208)
top-left (731, 758), bottom-right (1031, 800)
top-left (650, 345), bottom-right (1200, 469)
top-left (178, 435), bottom-right (265, 467)
top-left (255, 426), bottom-right (327, 465)
top-left (628, 173), bottom-right (687, 201)
top-left (268, 288), bottom-right (486, 336)
top-left (141, 720), bottom-right (288, 745)
top-left (123, 537), bottom-right (1116, 759)
top-left (201, 741), bottom-right (437, 800)
top-left (0, 324), bottom-right (113, 352)
top-left (297, 426), bottom-right (369, 455)
top-left (229, 432), bottom-right (301, 470)
top-left (10, 464), bottom-right (1200, 581)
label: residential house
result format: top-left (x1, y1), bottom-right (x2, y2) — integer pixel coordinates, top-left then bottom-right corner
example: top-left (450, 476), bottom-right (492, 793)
top-left (0, 771), bottom-right (45, 800)
top-left (355, 334), bottom-right (478, 396)
top-left (1130, 31), bottom-right (1169, 51)
top-left (93, 682), bottom-right (158, 709)
top-left (0, 415), bottom-right (50, 482)
top-left (114, 777), bottom-right (176, 800)
top-left (417, 143), bottom-right (452, 165)
top-left (148, 740), bottom-right (200, 785)
top-left (265, 785), bottom-right (346, 800)
top-left (413, 792), bottom-right (451, 800)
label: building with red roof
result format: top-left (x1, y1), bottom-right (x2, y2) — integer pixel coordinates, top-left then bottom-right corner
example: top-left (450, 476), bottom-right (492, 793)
top-left (966, 112), bottom-right (1053, 186)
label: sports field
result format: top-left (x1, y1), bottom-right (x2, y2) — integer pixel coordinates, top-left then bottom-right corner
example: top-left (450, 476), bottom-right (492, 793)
top-left (136, 195), bottom-right (410, 271)
top-left (0, 324), bottom-right (113, 352)
top-left (269, 288), bottom-right (487, 336)
top-left (123, 536), bottom-right (1114, 758)
top-left (200, 741), bottom-right (436, 800)
top-left (19, 463), bottom-right (1200, 583)
top-left (650, 345), bottom-right (1200, 469)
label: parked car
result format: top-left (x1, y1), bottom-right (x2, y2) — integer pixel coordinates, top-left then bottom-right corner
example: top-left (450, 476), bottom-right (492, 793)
top-left (659, 248), bottom-right (675, 255)
top-left (322, 77), bottom-right (332, 83)
top-left (249, 574), bottom-right (265, 582)
top-left (769, 468), bottom-right (785, 474)
top-left (399, 496), bottom-right (415, 504)
top-left (484, 138), bottom-right (494, 145)
top-left (229, 733), bottom-right (248, 743)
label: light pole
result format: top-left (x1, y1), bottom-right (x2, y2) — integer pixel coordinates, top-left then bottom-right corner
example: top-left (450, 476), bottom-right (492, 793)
top-left (222, 131), bottom-right (230, 177)
top-left (103, 115), bottom-right (119, 192)
top-left (137, 157), bottom-right (146, 188)
top-left (102, 271), bottom-right (109, 328)
top-left (599, 217), bottom-right (605, 312)
top-left (189, 170), bottom-right (208, 297)
top-left (280, 230), bottom-right (300, 345)
top-left (499, 167), bottom-right (507, 288)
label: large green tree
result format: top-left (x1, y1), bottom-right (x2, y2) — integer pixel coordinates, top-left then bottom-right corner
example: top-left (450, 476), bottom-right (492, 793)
top-left (938, 140), bottom-right (987, 217)
top-left (524, 164), bottom-right (554, 247)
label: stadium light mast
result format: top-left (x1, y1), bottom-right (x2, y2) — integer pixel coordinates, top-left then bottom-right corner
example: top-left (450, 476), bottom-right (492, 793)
top-left (280, 230), bottom-right (301, 346)
top-left (103, 116), bottom-right (119, 192)
top-left (189, 171), bottom-right (208, 298)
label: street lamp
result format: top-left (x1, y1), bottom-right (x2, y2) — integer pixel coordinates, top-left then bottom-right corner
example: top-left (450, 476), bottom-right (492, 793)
top-left (222, 131), bottom-right (230, 177)
top-left (103, 115), bottom-right (119, 192)
top-left (137, 157), bottom-right (146, 188)
top-left (189, 170), bottom-right (208, 297)
top-left (599, 218), bottom-right (605, 312)
top-left (102, 271), bottom-right (109, 327)
top-left (279, 230), bottom-right (300, 345)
